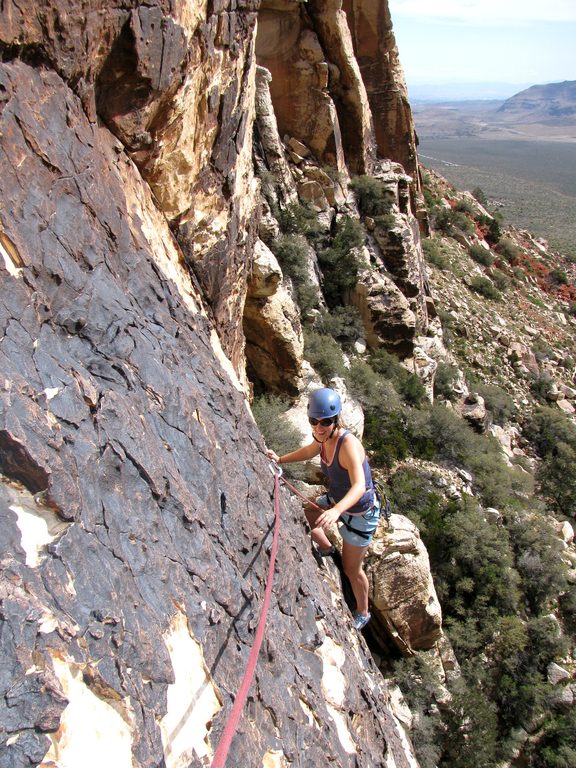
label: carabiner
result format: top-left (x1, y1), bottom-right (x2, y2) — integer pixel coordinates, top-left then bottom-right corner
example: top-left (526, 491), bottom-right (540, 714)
top-left (269, 460), bottom-right (283, 478)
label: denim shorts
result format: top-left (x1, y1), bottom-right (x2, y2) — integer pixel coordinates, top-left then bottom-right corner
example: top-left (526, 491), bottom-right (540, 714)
top-left (316, 494), bottom-right (381, 547)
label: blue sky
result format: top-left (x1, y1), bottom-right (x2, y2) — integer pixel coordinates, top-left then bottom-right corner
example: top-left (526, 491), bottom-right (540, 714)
top-left (387, 0), bottom-right (576, 97)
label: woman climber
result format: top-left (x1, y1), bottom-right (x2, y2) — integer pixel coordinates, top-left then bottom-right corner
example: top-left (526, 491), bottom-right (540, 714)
top-left (266, 387), bottom-right (380, 631)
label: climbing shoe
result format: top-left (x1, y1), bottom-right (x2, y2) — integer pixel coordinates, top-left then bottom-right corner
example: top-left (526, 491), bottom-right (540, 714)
top-left (353, 612), bottom-right (371, 631)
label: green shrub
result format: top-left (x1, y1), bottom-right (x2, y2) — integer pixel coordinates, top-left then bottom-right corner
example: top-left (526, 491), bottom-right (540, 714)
top-left (251, 394), bottom-right (306, 479)
top-left (271, 234), bottom-right (309, 286)
top-left (550, 267), bottom-right (569, 285)
top-left (373, 212), bottom-right (397, 231)
top-left (524, 710), bottom-right (576, 768)
top-left (363, 407), bottom-right (409, 468)
top-left (469, 275), bottom-right (502, 301)
top-left (277, 202), bottom-right (323, 242)
top-left (350, 175), bottom-right (394, 217)
top-left (433, 361), bottom-right (460, 400)
top-left (271, 234), bottom-right (318, 313)
top-left (529, 371), bottom-right (555, 402)
top-left (434, 207), bottom-right (475, 237)
top-left (314, 306), bottom-right (364, 348)
top-left (468, 243), bottom-right (494, 266)
top-left (423, 237), bottom-right (450, 269)
top-left (507, 512), bottom-right (568, 614)
top-left (470, 381), bottom-right (516, 425)
top-left (318, 216), bottom-right (364, 305)
top-left (491, 270), bottom-right (510, 293)
top-left (437, 309), bottom-right (456, 347)
top-left (497, 237), bottom-right (522, 263)
top-left (303, 329), bottom-right (345, 382)
top-left (455, 198), bottom-right (475, 214)
top-left (524, 408), bottom-right (576, 518)
top-left (472, 187), bottom-right (488, 206)
top-left (368, 348), bottom-right (427, 405)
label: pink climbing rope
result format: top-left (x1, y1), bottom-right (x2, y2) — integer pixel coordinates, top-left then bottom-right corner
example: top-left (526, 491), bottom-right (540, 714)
top-left (210, 466), bottom-right (282, 768)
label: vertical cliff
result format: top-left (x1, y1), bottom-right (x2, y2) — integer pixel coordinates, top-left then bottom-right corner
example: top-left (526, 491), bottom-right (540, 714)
top-left (0, 0), bottom-right (429, 766)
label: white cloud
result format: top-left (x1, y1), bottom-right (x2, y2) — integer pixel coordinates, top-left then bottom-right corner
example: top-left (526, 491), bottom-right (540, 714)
top-left (388, 0), bottom-right (576, 23)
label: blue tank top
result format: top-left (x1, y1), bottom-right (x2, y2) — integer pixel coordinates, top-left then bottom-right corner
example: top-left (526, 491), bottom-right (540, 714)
top-left (320, 430), bottom-right (375, 514)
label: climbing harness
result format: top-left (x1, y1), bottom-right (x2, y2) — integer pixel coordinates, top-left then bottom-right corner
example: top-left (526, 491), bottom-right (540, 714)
top-left (209, 462), bottom-right (282, 768)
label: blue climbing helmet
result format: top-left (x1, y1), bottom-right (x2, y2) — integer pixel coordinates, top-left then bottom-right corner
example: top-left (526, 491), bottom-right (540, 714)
top-left (307, 388), bottom-right (342, 420)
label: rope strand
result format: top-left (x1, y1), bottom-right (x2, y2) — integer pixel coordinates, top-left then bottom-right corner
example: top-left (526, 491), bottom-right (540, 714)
top-left (210, 471), bottom-right (281, 768)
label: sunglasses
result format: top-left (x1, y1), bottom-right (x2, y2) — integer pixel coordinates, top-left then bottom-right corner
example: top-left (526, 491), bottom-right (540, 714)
top-left (308, 417), bottom-right (335, 427)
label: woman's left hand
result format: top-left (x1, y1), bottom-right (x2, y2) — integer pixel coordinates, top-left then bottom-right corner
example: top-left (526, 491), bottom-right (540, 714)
top-left (316, 507), bottom-right (342, 529)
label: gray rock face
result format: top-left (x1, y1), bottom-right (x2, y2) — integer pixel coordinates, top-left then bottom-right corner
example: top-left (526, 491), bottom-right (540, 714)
top-left (0, 46), bottom-right (417, 768)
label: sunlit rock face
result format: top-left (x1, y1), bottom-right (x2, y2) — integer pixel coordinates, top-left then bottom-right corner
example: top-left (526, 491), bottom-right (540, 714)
top-left (255, 0), bottom-right (377, 175)
top-left (342, 0), bottom-right (420, 185)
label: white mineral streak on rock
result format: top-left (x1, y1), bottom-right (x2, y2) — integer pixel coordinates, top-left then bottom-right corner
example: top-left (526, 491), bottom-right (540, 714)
top-left (316, 636), bottom-right (357, 755)
top-left (8, 484), bottom-right (70, 568)
top-left (160, 611), bottom-right (223, 768)
top-left (40, 654), bottom-right (134, 768)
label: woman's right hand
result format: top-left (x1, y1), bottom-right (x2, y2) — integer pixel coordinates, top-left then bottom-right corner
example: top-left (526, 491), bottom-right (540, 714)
top-left (266, 448), bottom-right (280, 462)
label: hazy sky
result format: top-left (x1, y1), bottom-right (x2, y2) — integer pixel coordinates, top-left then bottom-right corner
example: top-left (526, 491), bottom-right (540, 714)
top-left (388, 0), bottom-right (576, 92)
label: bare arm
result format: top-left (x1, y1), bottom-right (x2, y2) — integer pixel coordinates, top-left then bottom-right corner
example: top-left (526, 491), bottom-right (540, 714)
top-left (266, 442), bottom-right (320, 464)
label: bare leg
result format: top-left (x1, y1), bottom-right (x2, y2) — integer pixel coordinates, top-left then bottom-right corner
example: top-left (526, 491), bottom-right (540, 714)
top-left (304, 505), bottom-right (333, 552)
top-left (342, 541), bottom-right (370, 615)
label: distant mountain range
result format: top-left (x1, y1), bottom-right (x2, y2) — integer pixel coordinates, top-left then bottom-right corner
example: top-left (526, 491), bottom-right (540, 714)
top-left (497, 80), bottom-right (576, 122)
top-left (411, 80), bottom-right (576, 142)
top-left (408, 81), bottom-right (531, 102)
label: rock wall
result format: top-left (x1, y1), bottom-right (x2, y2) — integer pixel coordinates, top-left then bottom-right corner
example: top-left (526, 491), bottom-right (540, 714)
top-left (0, 1), bottom-right (428, 766)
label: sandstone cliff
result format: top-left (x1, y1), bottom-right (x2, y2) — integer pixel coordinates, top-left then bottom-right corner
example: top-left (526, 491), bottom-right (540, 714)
top-left (0, 0), bottom-right (433, 766)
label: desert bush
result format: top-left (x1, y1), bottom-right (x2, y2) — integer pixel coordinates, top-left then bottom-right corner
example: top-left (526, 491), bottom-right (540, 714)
top-left (252, 394), bottom-right (306, 479)
top-left (303, 329), bottom-right (345, 382)
top-left (437, 309), bottom-right (457, 347)
top-left (468, 243), bottom-right (494, 266)
top-left (387, 468), bottom-right (447, 550)
top-left (374, 212), bottom-right (397, 231)
top-left (433, 361), bottom-right (460, 400)
top-left (277, 201), bottom-right (323, 242)
top-left (434, 207), bottom-right (475, 236)
top-left (392, 655), bottom-right (444, 768)
top-left (441, 677), bottom-right (499, 768)
top-left (455, 198), bottom-right (475, 214)
top-left (422, 237), bottom-right (450, 269)
top-left (363, 406), bottom-right (410, 468)
top-left (524, 710), bottom-right (576, 768)
top-left (549, 267), bottom-right (569, 285)
top-left (318, 216), bottom-right (364, 305)
top-left (271, 234), bottom-right (318, 313)
top-left (368, 348), bottom-right (427, 405)
top-left (350, 175), bottom-right (394, 217)
top-left (471, 381), bottom-right (516, 425)
top-left (491, 269), bottom-right (510, 293)
top-left (472, 187), bottom-right (488, 205)
top-left (529, 371), bottom-right (555, 402)
top-left (436, 496), bottom-right (520, 623)
top-left (314, 306), bottom-right (364, 348)
top-left (469, 275), bottom-right (502, 301)
top-left (524, 407), bottom-right (576, 516)
top-left (497, 237), bottom-right (522, 262)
